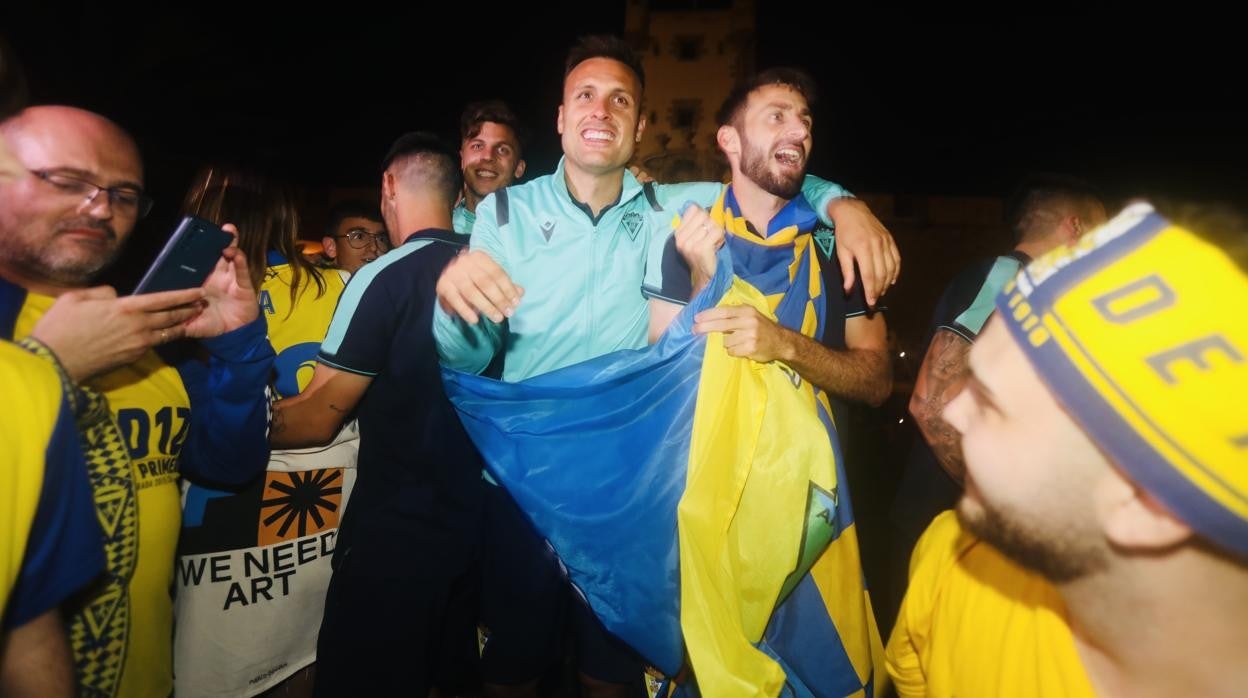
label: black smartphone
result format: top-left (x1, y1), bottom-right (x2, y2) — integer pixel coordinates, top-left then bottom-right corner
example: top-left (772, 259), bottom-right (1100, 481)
top-left (133, 216), bottom-right (234, 294)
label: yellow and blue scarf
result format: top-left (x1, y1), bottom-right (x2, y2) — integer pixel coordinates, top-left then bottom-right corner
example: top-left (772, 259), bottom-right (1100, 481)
top-left (700, 185), bottom-right (827, 341)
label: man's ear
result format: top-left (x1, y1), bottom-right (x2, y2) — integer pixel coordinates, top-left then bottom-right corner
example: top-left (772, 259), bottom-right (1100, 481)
top-left (1098, 470), bottom-right (1193, 552)
top-left (717, 124), bottom-right (740, 161)
top-left (382, 170), bottom-right (398, 201)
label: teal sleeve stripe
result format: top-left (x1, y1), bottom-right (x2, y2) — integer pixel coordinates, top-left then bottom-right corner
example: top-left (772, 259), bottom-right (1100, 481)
top-left (320, 239), bottom-right (432, 355)
top-left (949, 256), bottom-right (1023, 337)
top-left (315, 356), bottom-right (378, 377)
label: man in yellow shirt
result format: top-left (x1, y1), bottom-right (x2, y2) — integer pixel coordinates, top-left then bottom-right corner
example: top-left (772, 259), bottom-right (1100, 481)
top-left (0, 342), bottom-right (105, 697)
top-left (0, 106), bottom-right (274, 698)
top-left (887, 202), bottom-right (1248, 697)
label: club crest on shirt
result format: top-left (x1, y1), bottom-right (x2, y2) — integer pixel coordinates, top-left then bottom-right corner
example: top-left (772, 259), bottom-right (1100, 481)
top-left (621, 212), bottom-right (644, 242)
top-left (813, 226), bottom-right (835, 260)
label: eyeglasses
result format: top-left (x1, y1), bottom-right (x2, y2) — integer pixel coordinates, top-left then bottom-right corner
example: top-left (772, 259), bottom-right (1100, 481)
top-left (30, 169), bottom-right (154, 219)
top-left (336, 228), bottom-right (389, 250)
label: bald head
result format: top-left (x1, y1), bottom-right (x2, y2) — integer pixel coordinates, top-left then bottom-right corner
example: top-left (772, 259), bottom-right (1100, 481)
top-left (1, 106), bottom-right (142, 182)
top-left (0, 106), bottom-right (146, 290)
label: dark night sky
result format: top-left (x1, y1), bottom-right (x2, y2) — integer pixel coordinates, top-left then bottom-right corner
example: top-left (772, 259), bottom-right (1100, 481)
top-left (5, 8), bottom-right (1244, 235)
top-left (4, 8), bottom-right (1244, 381)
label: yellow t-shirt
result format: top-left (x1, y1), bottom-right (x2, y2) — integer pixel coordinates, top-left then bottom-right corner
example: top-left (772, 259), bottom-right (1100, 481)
top-left (18, 293), bottom-right (189, 698)
top-left (0, 342), bottom-right (61, 616)
top-left (259, 263), bottom-right (346, 397)
top-left (886, 511), bottom-right (1097, 698)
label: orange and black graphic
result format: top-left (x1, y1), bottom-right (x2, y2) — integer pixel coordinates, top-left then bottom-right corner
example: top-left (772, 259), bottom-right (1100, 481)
top-left (258, 469), bottom-right (344, 546)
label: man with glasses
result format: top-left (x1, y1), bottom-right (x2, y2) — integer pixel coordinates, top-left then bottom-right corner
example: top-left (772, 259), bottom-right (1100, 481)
top-left (0, 105), bottom-right (274, 698)
top-left (322, 200), bottom-right (388, 274)
top-left (29, 168), bottom-right (154, 217)
top-left (0, 53), bottom-right (104, 698)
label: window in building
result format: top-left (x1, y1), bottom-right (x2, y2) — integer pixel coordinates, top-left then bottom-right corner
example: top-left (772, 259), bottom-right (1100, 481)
top-left (673, 35), bottom-right (704, 61)
top-left (670, 99), bottom-right (701, 130)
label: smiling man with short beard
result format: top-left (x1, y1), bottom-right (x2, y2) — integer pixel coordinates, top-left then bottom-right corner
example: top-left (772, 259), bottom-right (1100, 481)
top-left (649, 67), bottom-right (893, 412)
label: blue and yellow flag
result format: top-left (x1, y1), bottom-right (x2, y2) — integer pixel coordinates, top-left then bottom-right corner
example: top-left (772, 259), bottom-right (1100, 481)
top-left (445, 206), bottom-right (882, 696)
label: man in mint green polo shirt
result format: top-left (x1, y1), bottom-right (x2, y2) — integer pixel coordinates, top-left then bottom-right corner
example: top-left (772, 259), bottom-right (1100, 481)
top-left (434, 35), bottom-right (901, 698)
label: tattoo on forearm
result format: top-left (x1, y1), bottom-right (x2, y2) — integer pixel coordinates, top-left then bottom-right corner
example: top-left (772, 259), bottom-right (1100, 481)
top-left (917, 332), bottom-right (971, 481)
top-left (927, 416), bottom-right (965, 482)
top-left (930, 335), bottom-right (970, 386)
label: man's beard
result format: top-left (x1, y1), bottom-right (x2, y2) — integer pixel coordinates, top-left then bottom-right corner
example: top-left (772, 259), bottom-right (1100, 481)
top-left (739, 136), bottom-right (803, 200)
top-left (957, 494), bottom-right (1107, 583)
top-left (0, 218), bottom-right (121, 286)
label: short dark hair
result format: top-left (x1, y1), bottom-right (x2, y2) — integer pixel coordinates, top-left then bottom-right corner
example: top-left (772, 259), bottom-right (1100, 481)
top-left (383, 131), bottom-right (453, 171)
top-left (325, 199), bottom-right (382, 239)
top-left (1006, 174), bottom-right (1104, 243)
top-left (382, 131), bottom-right (463, 205)
top-left (459, 99), bottom-right (527, 155)
top-left (716, 67), bottom-right (817, 129)
top-left (564, 35), bottom-right (645, 91)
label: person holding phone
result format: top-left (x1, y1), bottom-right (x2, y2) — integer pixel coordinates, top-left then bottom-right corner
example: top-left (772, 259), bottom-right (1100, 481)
top-left (0, 105), bottom-right (275, 698)
top-left (173, 166), bottom-right (358, 698)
